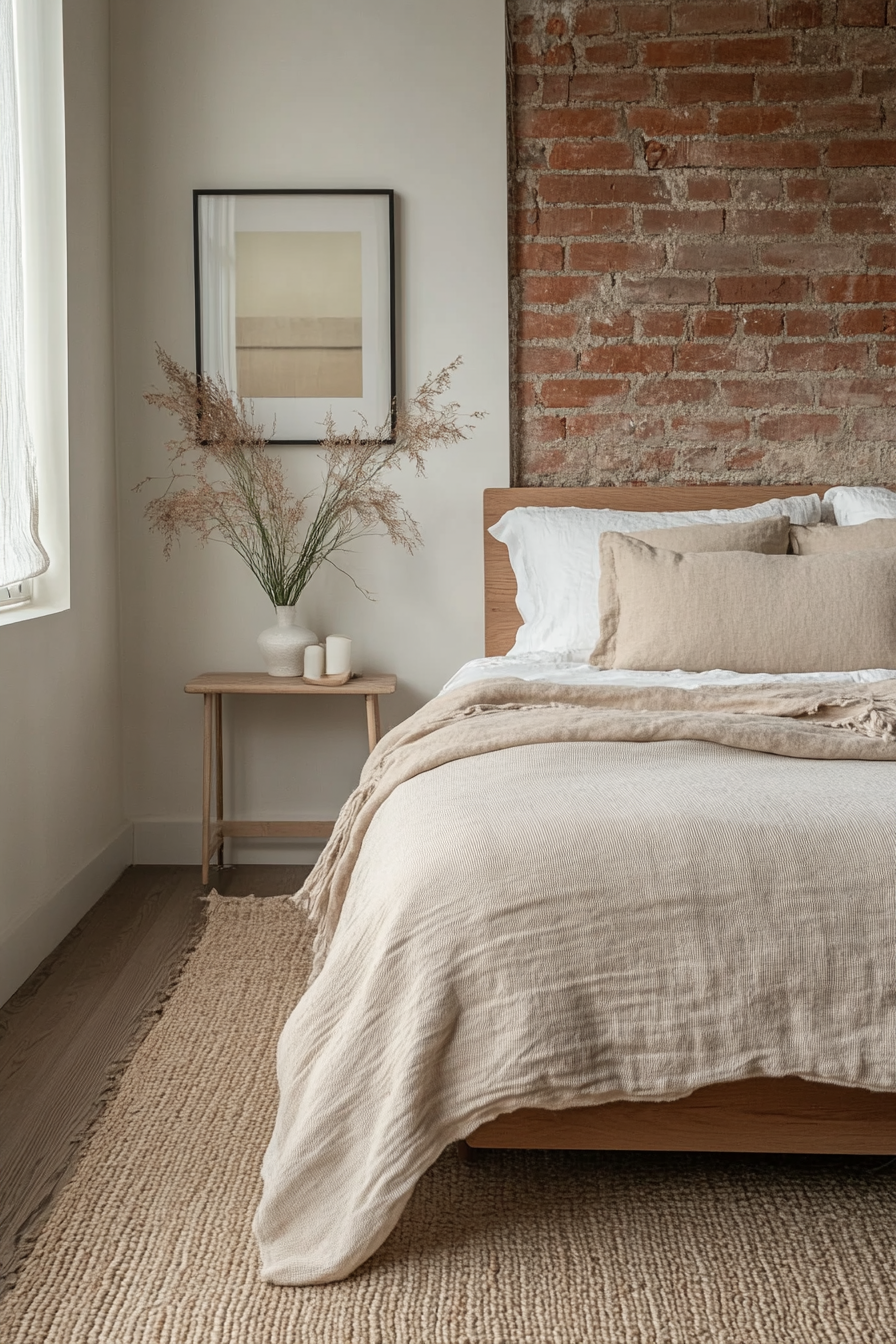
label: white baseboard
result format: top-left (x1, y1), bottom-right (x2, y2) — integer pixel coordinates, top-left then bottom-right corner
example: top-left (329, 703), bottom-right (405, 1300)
top-left (0, 823), bottom-right (134, 1006)
top-left (132, 819), bottom-right (326, 868)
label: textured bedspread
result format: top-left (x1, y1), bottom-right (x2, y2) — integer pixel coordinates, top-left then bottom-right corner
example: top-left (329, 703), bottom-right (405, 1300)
top-left (254, 681), bottom-right (896, 1284)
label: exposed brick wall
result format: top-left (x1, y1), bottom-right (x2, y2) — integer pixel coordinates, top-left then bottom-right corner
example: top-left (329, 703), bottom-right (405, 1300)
top-left (509, 0), bottom-right (896, 485)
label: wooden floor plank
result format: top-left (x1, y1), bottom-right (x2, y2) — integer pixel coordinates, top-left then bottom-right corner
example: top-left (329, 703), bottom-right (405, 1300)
top-left (0, 863), bottom-right (310, 1291)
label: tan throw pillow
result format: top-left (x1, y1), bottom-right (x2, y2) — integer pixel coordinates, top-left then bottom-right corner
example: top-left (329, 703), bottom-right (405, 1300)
top-left (632, 515), bottom-right (791, 555)
top-left (591, 534), bottom-right (896, 673)
top-left (791, 518), bottom-right (896, 555)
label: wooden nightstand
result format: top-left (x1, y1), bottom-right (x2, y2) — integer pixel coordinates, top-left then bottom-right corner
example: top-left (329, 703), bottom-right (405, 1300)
top-left (184, 672), bottom-right (397, 882)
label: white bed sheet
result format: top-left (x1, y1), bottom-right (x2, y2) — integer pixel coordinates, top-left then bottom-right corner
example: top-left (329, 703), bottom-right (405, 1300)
top-left (441, 654), bottom-right (896, 696)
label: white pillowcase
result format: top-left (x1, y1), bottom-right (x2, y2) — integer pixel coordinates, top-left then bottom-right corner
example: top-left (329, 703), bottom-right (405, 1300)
top-left (823, 486), bottom-right (896, 527)
top-left (489, 494), bottom-right (823, 657)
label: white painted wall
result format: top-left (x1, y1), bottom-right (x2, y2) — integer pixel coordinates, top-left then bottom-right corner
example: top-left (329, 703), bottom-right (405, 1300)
top-left (0, 0), bottom-right (130, 1005)
top-left (111, 0), bottom-right (510, 862)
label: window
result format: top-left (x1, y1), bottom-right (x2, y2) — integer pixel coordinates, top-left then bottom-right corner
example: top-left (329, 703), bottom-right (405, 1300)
top-left (0, 0), bottom-right (68, 625)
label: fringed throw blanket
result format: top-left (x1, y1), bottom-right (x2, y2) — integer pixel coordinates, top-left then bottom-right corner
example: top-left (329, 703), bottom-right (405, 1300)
top-left (254, 680), bottom-right (896, 1284)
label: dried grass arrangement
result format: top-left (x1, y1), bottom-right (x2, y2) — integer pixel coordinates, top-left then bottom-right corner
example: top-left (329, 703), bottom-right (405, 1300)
top-left (138, 348), bottom-right (483, 607)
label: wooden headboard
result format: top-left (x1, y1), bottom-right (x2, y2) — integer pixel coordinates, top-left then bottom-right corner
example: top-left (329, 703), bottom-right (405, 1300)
top-left (483, 485), bottom-right (829, 657)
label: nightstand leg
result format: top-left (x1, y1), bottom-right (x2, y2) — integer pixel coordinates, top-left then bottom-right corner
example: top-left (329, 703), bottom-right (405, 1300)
top-left (202, 693), bottom-right (213, 885)
top-left (365, 694), bottom-right (382, 752)
top-left (215, 693), bottom-right (224, 868)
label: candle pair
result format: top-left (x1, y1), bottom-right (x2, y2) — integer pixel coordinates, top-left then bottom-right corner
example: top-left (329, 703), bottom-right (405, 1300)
top-left (304, 635), bottom-right (351, 679)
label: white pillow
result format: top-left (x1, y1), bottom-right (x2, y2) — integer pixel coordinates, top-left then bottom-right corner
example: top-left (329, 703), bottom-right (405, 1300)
top-left (489, 494), bottom-right (823, 657)
top-left (824, 486), bottom-right (896, 527)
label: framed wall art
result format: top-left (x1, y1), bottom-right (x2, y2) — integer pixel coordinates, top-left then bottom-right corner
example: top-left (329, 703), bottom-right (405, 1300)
top-left (193, 189), bottom-right (395, 443)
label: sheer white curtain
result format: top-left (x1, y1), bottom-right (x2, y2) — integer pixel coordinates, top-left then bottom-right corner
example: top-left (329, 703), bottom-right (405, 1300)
top-left (0, 0), bottom-right (48, 588)
top-left (198, 193), bottom-right (238, 393)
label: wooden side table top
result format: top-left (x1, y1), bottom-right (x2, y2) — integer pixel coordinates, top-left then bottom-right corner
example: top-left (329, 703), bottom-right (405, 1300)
top-left (184, 672), bottom-right (397, 696)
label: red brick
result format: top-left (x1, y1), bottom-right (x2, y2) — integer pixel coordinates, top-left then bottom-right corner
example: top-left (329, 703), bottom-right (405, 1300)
top-left (802, 102), bottom-right (883, 131)
top-left (786, 310), bottom-right (832, 336)
top-left (518, 347), bottom-right (578, 374)
top-left (838, 0), bottom-right (887, 22)
top-left (863, 70), bottom-right (896, 95)
top-left (721, 378), bottom-right (811, 405)
top-left (513, 42), bottom-right (540, 67)
top-left (838, 308), bottom-right (896, 334)
top-left (688, 176), bottom-right (731, 201)
top-left (675, 344), bottom-right (739, 372)
top-left (641, 310), bottom-right (688, 336)
top-left (539, 175), bottom-right (671, 205)
top-left (682, 141), bottom-right (822, 168)
top-left (635, 377), bottom-right (715, 403)
top-left (842, 29), bottom-right (896, 64)
top-left (728, 209), bottom-right (821, 237)
top-left (854, 409), bottom-right (896, 436)
top-left (522, 275), bottom-right (597, 305)
top-left (694, 309), bottom-right (737, 337)
top-left (743, 309), bottom-right (784, 335)
top-left (761, 243), bottom-right (856, 268)
top-left (581, 344), bottom-right (674, 374)
top-left (833, 177), bottom-right (885, 203)
top-left (522, 444), bottom-right (568, 476)
top-left (665, 72), bottom-right (754, 103)
top-left (715, 106), bottom-right (796, 135)
top-left (517, 381), bottom-right (537, 407)
top-left (670, 414), bottom-right (751, 440)
top-left (672, 1), bottom-right (766, 32)
top-left (771, 342), bottom-right (868, 370)
top-left (771, 0), bottom-right (823, 24)
top-left (674, 241), bottom-right (753, 270)
top-left (878, 345), bottom-right (896, 366)
top-left (541, 378), bottom-right (628, 406)
top-left (758, 413), bottom-right (841, 440)
top-left (786, 179), bottom-right (829, 203)
top-left (515, 242), bottom-right (564, 272)
top-left (619, 277), bottom-right (710, 303)
top-left (514, 15), bottom-right (534, 36)
top-left (832, 206), bottom-right (895, 233)
top-left (714, 36), bottom-right (793, 64)
top-left (574, 5), bottom-right (615, 35)
top-left (570, 72), bottom-right (656, 101)
top-left (566, 413), bottom-right (666, 439)
top-left (583, 42), bottom-right (634, 66)
top-left (626, 108), bottom-right (710, 135)
top-left (644, 38), bottom-right (713, 66)
top-left (828, 139), bottom-right (896, 166)
top-left (514, 73), bottom-right (539, 103)
top-left (869, 243), bottom-right (896, 265)
top-left (758, 72), bottom-right (853, 100)
top-left (589, 313), bottom-right (635, 337)
top-left (544, 43), bottom-right (575, 66)
top-left (542, 74), bottom-right (571, 103)
top-left (619, 4), bottom-right (670, 33)
top-left (816, 274), bottom-right (896, 302)
top-left (642, 208), bottom-right (724, 234)
top-left (536, 206), bottom-right (633, 236)
top-left (568, 242), bottom-right (664, 272)
top-left (717, 275), bottom-right (810, 303)
top-left (548, 141), bottom-right (635, 169)
top-left (519, 311), bottom-right (580, 340)
top-left (518, 108), bottom-right (619, 139)
top-left (820, 376), bottom-right (896, 404)
top-left (724, 445), bottom-right (767, 470)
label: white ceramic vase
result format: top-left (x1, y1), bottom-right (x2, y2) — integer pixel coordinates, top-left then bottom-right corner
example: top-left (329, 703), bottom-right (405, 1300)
top-left (257, 606), bottom-right (318, 677)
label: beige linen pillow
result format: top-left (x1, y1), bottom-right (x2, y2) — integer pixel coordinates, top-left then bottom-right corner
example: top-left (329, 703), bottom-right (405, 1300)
top-left (591, 534), bottom-right (896, 672)
top-left (791, 518), bottom-right (896, 555)
top-left (632, 515), bottom-right (791, 554)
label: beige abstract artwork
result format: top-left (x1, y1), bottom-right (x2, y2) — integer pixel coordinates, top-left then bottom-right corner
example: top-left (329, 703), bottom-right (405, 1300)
top-left (235, 231), bottom-right (363, 399)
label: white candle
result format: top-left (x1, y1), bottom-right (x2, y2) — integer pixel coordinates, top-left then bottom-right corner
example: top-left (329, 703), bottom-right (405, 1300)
top-left (303, 644), bottom-right (325, 679)
top-left (326, 635), bottom-right (352, 676)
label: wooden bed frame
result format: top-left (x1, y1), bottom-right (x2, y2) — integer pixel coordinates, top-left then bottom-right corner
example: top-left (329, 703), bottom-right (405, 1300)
top-left (463, 484), bottom-right (896, 1156)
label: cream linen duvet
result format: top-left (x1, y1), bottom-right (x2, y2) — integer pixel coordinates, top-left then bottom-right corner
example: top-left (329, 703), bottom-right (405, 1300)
top-left (254, 679), bottom-right (896, 1285)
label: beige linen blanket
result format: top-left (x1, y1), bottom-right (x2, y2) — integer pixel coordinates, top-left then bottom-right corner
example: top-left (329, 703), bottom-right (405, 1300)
top-left (254, 680), bottom-right (896, 1284)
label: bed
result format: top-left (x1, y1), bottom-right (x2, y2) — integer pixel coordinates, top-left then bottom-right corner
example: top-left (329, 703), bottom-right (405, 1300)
top-left (254, 483), bottom-right (896, 1285)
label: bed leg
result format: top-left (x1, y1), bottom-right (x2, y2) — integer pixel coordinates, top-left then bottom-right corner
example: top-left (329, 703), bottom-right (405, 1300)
top-left (455, 1138), bottom-right (477, 1164)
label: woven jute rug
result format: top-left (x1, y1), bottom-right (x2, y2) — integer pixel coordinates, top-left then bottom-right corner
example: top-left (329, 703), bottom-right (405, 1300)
top-left (1, 895), bottom-right (893, 1344)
